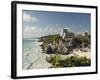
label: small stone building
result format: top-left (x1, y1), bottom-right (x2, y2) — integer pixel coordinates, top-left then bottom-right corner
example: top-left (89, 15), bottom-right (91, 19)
top-left (60, 28), bottom-right (74, 39)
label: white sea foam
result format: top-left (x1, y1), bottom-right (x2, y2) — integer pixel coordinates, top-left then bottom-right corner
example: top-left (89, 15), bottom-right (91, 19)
top-left (22, 39), bottom-right (51, 69)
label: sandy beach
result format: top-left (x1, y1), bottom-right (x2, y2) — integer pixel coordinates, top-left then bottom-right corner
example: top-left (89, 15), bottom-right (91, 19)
top-left (29, 42), bottom-right (52, 69)
top-left (71, 48), bottom-right (91, 59)
top-left (22, 41), bottom-right (52, 69)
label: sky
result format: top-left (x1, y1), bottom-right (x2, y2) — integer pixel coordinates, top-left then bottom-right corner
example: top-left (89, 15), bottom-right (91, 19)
top-left (22, 10), bottom-right (90, 38)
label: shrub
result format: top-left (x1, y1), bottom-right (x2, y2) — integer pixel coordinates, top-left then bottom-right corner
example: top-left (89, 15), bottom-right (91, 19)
top-left (47, 55), bottom-right (91, 68)
top-left (70, 37), bottom-right (82, 49)
top-left (47, 55), bottom-right (61, 68)
top-left (40, 34), bottom-right (61, 44)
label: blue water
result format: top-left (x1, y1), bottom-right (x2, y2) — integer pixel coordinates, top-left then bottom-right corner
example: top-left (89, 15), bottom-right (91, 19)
top-left (22, 39), bottom-right (51, 69)
top-left (22, 39), bottom-right (41, 69)
top-left (23, 39), bottom-right (37, 52)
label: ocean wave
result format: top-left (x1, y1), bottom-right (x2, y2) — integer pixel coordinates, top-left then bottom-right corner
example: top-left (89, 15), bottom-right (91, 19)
top-left (22, 40), bottom-right (43, 69)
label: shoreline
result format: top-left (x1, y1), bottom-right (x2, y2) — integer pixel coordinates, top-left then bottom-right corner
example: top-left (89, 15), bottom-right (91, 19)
top-left (23, 41), bottom-right (52, 70)
top-left (23, 39), bottom-right (91, 69)
top-left (29, 41), bottom-right (52, 69)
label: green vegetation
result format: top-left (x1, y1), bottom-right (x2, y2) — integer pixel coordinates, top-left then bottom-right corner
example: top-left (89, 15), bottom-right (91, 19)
top-left (39, 34), bottom-right (61, 44)
top-left (70, 35), bottom-right (90, 49)
top-left (39, 33), bottom-right (91, 67)
top-left (47, 55), bottom-right (91, 68)
top-left (39, 33), bottom-right (90, 54)
top-left (47, 55), bottom-right (61, 68)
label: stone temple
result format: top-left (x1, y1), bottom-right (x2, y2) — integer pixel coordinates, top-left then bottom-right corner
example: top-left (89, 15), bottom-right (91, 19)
top-left (60, 28), bottom-right (74, 39)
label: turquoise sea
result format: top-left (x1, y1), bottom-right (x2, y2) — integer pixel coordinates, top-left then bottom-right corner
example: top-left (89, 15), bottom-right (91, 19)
top-left (23, 39), bottom-right (38, 52)
top-left (22, 39), bottom-right (40, 69)
top-left (22, 38), bottom-right (51, 69)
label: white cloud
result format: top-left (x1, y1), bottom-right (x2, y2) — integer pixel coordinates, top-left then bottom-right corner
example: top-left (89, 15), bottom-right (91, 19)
top-left (23, 25), bottom-right (62, 39)
top-left (23, 12), bottom-right (37, 22)
top-left (23, 26), bottom-right (37, 38)
top-left (24, 26), bottom-right (36, 32)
